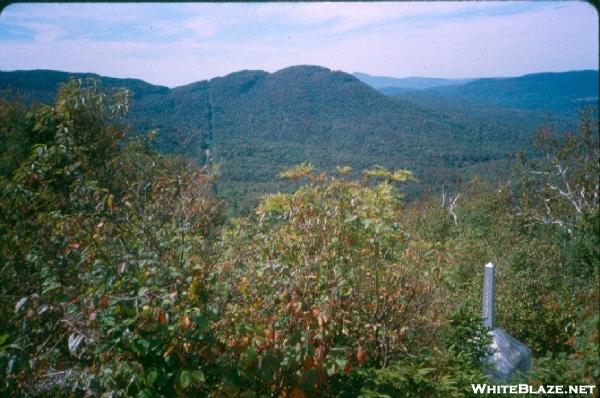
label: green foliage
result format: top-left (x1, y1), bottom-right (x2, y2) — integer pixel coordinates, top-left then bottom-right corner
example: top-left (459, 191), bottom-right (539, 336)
top-left (399, 70), bottom-right (598, 115)
top-left (0, 68), bottom-right (583, 214)
top-left (330, 350), bottom-right (487, 398)
top-left (215, 167), bottom-right (442, 396)
top-left (335, 166), bottom-right (353, 176)
top-left (0, 79), bottom-right (223, 396)
top-left (0, 79), bottom-right (596, 397)
top-left (518, 108), bottom-right (599, 234)
top-left (0, 99), bottom-right (36, 178)
top-left (363, 166), bottom-right (414, 183)
top-left (277, 162), bottom-right (314, 180)
top-left (530, 310), bottom-right (599, 386)
top-left (439, 305), bottom-right (492, 368)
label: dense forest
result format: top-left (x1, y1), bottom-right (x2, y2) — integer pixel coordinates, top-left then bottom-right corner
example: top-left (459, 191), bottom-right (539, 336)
top-left (0, 74), bottom-right (598, 397)
top-left (2, 67), bottom-right (595, 213)
top-left (356, 70), bottom-right (599, 115)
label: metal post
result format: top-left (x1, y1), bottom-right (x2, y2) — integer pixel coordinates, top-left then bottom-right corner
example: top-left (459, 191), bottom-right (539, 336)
top-left (482, 262), bottom-right (496, 329)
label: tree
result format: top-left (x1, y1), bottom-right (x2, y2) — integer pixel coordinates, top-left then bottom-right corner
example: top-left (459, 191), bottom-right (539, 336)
top-left (518, 109), bottom-right (599, 234)
top-left (0, 79), bottom-right (222, 396)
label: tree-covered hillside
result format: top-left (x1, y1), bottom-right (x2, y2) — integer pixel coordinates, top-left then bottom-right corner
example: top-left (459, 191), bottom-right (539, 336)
top-left (0, 81), bottom-right (597, 396)
top-left (0, 67), bottom-right (588, 213)
top-left (397, 70), bottom-right (598, 115)
top-left (0, 69), bottom-right (169, 104)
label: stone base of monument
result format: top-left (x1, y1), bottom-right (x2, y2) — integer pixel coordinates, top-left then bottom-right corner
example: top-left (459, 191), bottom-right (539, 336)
top-left (486, 327), bottom-right (532, 381)
top-left (481, 263), bottom-right (532, 382)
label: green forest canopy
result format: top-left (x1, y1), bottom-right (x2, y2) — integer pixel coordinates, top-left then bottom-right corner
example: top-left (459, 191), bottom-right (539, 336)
top-left (2, 67), bottom-right (594, 213)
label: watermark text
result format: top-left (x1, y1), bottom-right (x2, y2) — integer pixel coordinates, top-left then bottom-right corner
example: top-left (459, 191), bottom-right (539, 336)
top-left (471, 384), bottom-right (596, 395)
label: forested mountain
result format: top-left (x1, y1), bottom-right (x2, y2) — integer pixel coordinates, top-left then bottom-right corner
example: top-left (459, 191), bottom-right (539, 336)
top-left (0, 69), bottom-right (169, 103)
top-left (352, 72), bottom-right (475, 90)
top-left (0, 66), bottom-right (587, 212)
top-left (393, 70), bottom-right (599, 115)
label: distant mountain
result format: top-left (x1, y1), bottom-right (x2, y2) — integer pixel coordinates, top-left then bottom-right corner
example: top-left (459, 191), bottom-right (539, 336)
top-left (401, 70), bottom-right (599, 115)
top-left (0, 66), bottom-right (578, 212)
top-left (377, 87), bottom-right (421, 96)
top-left (353, 72), bottom-right (475, 90)
top-left (0, 69), bottom-right (169, 103)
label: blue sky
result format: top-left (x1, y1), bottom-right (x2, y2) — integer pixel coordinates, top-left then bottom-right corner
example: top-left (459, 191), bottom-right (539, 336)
top-left (0, 2), bottom-right (598, 87)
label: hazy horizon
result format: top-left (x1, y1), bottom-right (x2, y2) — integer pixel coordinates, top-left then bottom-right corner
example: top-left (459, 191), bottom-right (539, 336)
top-left (1, 64), bottom-right (598, 89)
top-left (1, 2), bottom-right (598, 87)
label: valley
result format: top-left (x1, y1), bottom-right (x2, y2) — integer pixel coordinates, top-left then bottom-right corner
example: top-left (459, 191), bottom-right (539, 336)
top-left (0, 66), bottom-right (596, 213)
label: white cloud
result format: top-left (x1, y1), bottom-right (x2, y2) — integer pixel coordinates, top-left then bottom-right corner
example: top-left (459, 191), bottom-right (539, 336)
top-left (0, 1), bottom-right (597, 86)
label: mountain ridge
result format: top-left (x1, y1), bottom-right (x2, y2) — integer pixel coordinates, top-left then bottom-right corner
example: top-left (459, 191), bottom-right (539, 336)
top-left (353, 72), bottom-right (476, 90)
top-left (390, 70), bottom-right (599, 115)
top-left (1, 65), bottom-right (589, 212)
top-left (4, 66), bottom-right (595, 100)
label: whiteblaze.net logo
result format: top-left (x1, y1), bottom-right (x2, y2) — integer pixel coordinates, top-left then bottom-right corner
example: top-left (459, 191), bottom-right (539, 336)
top-left (471, 384), bottom-right (596, 395)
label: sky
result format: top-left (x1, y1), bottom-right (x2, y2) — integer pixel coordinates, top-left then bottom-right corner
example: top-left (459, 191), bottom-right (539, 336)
top-left (0, 1), bottom-right (598, 87)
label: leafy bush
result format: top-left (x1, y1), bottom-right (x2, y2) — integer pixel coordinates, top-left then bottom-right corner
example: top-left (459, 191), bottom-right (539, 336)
top-left (0, 80), bottom-right (223, 396)
top-left (210, 166), bottom-right (442, 396)
top-left (330, 349), bottom-right (487, 398)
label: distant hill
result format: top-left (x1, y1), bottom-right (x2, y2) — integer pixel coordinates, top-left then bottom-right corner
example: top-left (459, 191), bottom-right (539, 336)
top-left (402, 70), bottom-right (599, 115)
top-left (353, 72), bottom-right (475, 90)
top-left (0, 69), bottom-right (206, 156)
top-left (0, 69), bottom-right (169, 103)
top-left (0, 66), bottom-right (580, 212)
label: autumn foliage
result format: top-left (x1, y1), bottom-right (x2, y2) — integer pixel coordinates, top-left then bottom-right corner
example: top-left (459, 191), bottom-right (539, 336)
top-left (0, 81), bottom-right (597, 397)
